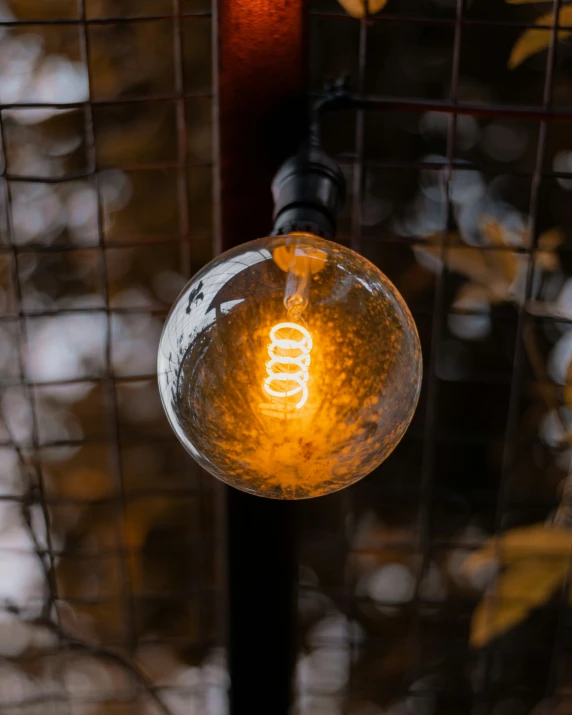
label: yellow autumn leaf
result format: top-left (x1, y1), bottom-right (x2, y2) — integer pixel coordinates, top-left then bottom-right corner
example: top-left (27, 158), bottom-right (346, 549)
top-left (471, 557), bottom-right (568, 647)
top-left (336, 0), bottom-right (388, 19)
top-left (537, 227), bottom-right (564, 272)
top-left (443, 248), bottom-right (491, 285)
top-left (417, 247), bottom-right (514, 305)
top-left (452, 282), bottom-right (495, 311)
top-left (508, 7), bottom-right (572, 69)
top-left (465, 524), bottom-right (572, 571)
top-left (494, 524), bottom-right (572, 558)
top-left (414, 218), bottom-right (559, 309)
top-left (481, 217), bottom-right (526, 246)
top-left (538, 227), bottom-right (564, 252)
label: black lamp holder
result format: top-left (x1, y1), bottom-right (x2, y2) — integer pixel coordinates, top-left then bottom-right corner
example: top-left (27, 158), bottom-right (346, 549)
top-left (271, 79), bottom-right (360, 240)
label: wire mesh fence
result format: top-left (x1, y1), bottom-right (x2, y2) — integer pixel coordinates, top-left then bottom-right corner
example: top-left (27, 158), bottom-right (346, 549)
top-left (1, 0), bottom-right (572, 714)
top-left (295, 1), bottom-right (572, 714)
top-left (0, 1), bottom-right (225, 713)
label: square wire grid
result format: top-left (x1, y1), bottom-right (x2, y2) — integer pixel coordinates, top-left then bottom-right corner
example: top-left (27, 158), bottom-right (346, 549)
top-left (297, 1), bottom-right (572, 714)
top-left (0, 1), bottom-right (225, 713)
top-left (3, 0), bottom-right (572, 714)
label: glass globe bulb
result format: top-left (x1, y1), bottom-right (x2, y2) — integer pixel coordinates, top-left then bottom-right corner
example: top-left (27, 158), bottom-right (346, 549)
top-left (157, 233), bottom-right (422, 499)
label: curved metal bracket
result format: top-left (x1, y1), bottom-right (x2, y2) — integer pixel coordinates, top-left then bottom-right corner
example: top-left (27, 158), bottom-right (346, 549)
top-left (271, 78), bottom-right (363, 240)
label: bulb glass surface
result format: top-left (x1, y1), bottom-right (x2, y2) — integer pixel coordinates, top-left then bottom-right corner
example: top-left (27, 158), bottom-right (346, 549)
top-left (158, 234), bottom-right (422, 499)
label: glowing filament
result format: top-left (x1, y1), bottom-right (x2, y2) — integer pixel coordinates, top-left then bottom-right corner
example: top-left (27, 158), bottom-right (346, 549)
top-left (264, 322), bottom-right (312, 410)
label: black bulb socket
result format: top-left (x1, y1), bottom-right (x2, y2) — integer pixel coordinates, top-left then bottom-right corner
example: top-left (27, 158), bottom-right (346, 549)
top-left (271, 145), bottom-right (346, 240)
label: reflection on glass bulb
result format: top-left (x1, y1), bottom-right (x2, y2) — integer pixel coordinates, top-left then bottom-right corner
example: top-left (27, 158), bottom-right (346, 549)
top-left (263, 322), bottom-right (313, 413)
top-left (158, 233), bottom-right (422, 499)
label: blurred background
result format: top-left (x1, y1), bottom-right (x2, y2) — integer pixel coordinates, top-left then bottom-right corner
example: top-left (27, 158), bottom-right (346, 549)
top-left (1, 0), bottom-right (572, 713)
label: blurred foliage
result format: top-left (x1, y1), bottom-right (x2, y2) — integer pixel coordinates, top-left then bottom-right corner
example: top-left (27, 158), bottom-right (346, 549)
top-left (415, 221), bottom-right (563, 308)
top-left (333, 0), bottom-right (572, 77)
top-left (335, 0), bottom-right (388, 19)
top-left (508, 5), bottom-right (572, 70)
top-left (463, 524), bottom-right (572, 647)
top-left (307, 0), bottom-right (572, 711)
top-left (0, 0), bottom-right (219, 712)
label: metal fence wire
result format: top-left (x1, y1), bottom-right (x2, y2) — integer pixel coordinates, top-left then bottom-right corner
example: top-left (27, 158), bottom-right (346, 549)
top-left (0, 1), bottom-right (223, 713)
top-left (0, 0), bottom-right (572, 714)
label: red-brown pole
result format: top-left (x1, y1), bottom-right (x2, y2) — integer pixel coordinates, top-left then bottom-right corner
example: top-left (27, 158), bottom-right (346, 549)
top-left (215, 0), bottom-right (307, 251)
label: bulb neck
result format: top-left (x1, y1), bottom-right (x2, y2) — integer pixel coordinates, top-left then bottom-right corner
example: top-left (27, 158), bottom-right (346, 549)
top-left (284, 260), bottom-right (310, 318)
top-left (270, 146), bottom-right (346, 240)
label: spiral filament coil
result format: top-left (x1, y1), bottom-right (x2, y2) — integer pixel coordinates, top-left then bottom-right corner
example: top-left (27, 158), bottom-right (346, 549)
top-left (263, 322), bottom-right (312, 411)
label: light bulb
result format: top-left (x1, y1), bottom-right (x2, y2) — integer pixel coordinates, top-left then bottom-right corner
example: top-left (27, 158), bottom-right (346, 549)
top-left (157, 233), bottom-right (422, 499)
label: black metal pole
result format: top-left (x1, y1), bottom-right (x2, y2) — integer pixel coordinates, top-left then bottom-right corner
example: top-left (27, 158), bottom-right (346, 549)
top-left (226, 492), bottom-right (297, 714)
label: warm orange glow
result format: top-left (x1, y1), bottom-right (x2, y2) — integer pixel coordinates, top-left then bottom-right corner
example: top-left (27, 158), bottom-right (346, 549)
top-left (159, 234), bottom-right (422, 499)
top-left (263, 322), bottom-right (312, 412)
